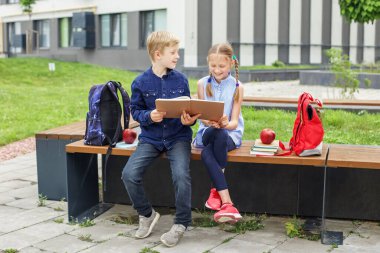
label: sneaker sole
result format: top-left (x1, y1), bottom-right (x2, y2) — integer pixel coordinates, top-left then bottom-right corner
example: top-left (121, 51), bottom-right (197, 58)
top-left (160, 235), bottom-right (177, 247)
top-left (205, 202), bottom-right (221, 211)
top-left (214, 213), bottom-right (242, 224)
top-left (135, 212), bottom-right (161, 239)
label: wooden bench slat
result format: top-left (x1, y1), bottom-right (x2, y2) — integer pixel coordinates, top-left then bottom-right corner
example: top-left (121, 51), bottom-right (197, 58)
top-left (327, 144), bottom-right (380, 169)
top-left (66, 140), bottom-right (328, 167)
top-left (35, 118), bottom-right (139, 140)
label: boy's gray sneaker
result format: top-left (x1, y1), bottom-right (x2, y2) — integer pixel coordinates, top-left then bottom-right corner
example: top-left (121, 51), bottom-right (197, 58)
top-left (160, 224), bottom-right (186, 247)
top-left (135, 210), bottom-right (160, 239)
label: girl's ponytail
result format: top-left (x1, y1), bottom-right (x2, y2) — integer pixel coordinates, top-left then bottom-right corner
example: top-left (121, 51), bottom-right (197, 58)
top-left (206, 74), bottom-right (213, 97)
top-left (233, 55), bottom-right (240, 102)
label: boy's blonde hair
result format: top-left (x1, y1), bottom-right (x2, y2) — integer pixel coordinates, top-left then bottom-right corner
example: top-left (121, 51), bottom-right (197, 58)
top-left (206, 43), bottom-right (240, 102)
top-left (146, 31), bottom-right (180, 62)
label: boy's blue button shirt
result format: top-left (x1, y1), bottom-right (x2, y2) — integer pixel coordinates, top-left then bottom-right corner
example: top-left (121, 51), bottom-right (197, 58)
top-left (130, 67), bottom-right (192, 151)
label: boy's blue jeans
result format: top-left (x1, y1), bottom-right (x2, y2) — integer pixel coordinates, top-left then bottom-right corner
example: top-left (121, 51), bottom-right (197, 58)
top-left (121, 141), bottom-right (192, 227)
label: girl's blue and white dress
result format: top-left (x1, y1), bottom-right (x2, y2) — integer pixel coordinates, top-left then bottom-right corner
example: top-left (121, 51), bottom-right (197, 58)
top-left (195, 74), bottom-right (244, 148)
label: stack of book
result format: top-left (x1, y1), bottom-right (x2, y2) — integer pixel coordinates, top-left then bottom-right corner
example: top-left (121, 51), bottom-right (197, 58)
top-left (250, 139), bottom-right (280, 156)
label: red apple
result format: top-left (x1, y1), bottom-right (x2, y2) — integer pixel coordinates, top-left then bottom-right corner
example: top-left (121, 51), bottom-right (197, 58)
top-left (123, 129), bottom-right (137, 144)
top-left (260, 128), bottom-right (276, 144)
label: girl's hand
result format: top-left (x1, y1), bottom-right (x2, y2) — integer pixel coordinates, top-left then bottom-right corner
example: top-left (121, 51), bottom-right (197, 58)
top-left (181, 111), bottom-right (201, 125)
top-left (150, 109), bottom-right (166, 122)
top-left (202, 119), bottom-right (220, 128)
top-left (218, 115), bottom-right (229, 128)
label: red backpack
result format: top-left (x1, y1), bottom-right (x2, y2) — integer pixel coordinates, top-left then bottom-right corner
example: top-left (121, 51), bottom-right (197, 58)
top-left (289, 92), bottom-right (324, 156)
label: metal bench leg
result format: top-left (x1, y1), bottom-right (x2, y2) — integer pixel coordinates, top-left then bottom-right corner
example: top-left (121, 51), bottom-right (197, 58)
top-left (66, 153), bottom-right (113, 223)
top-left (320, 146), bottom-right (343, 245)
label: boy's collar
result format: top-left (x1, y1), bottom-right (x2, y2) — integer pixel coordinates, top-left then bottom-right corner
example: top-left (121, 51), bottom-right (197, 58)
top-left (149, 66), bottom-right (174, 78)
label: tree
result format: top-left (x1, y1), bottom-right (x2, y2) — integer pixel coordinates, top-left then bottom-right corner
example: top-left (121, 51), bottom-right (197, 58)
top-left (19, 0), bottom-right (36, 16)
top-left (339, 0), bottom-right (380, 24)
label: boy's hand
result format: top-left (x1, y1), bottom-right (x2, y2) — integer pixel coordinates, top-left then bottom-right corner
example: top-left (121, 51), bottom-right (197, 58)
top-left (150, 109), bottom-right (166, 123)
top-left (181, 111), bottom-right (201, 125)
top-left (218, 115), bottom-right (229, 128)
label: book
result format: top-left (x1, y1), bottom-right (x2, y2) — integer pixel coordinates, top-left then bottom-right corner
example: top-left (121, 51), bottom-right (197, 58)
top-left (253, 139), bottom-right (280, 148)
top-left (155, 96), bottom-right (224, 121)
top-left (115, 140), bottom-right (138, 149)
top-left (250, 139), bottom-right (280, 155)
top-left (250, 150), bottom-right (276, 156)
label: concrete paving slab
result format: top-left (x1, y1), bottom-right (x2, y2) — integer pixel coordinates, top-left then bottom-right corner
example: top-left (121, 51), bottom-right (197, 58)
top-left (212, 237), bottom-right (275, 253)
top-left (5, 198), bottom-right (39, 210)
top-left (0, 185), bottom-right (13, 193)
top-left (0, 194), bottom-right (16, 204)
top-left (33, 233), bottom-right (96, 253)
top-left (0, 171), bottom-right (28, 183)
top-left (7, 185), bottom-right (38, 199)
top-left (79, 236), bottom-right (156, 253)
top-left (153, 226), bottom-right (236, 253)
top-left (0, 205), bottom-right (24, 217)
top-left (19, 246), bottom-right (55, 253)
top-left (272, 237), bottom-right (331, 253)
top-left (0, 220), bottom-right (76, 250)
top-left (0, 206), bottom-right (64, 233)
top-left (0, 179), bottom-right (32, 189)
top-left (68, 220), bottom-right (133, 243)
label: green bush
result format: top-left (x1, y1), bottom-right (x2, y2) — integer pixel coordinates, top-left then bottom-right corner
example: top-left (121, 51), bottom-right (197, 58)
top-left (325, 48), bottom-right (360, 98)
top-left (339, 0), bottom-right (380, 24)
top-left (271, 60), bottom-right (285, 68)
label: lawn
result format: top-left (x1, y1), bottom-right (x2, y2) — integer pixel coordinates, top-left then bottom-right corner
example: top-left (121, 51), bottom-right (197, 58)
top-left (1, 58), bottom-right (379, 146)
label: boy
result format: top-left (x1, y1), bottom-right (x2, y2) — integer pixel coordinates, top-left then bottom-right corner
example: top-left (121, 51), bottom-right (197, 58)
top-left (121, 31), bottom-right (199, 247)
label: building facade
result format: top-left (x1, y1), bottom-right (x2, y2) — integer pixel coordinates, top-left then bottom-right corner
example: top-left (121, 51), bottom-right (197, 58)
top-left (1, 0), bottom-right (379, 71)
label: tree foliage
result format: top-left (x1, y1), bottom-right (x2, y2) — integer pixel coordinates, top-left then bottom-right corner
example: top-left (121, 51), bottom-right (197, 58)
top-left (20, 0), bottom-right (36, 15)
top-left (339, 0), bottom-right (380, 24)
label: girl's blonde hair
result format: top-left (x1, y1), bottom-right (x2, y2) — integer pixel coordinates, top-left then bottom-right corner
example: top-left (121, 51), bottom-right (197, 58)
top-left (146, 31), bottom-right (180, 62)
top-left (206, 43), bottom-right (240, 102)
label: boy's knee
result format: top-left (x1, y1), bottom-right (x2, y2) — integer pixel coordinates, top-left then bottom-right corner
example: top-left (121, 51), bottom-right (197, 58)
top-left (121, 164), bottom-right (136, 183)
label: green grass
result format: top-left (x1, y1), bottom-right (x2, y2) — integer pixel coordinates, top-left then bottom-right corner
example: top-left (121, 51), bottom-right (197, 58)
top-left (1, 58), bottom-right (379, 147)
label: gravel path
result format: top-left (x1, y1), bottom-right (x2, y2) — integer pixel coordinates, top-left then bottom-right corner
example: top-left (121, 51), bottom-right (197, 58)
top-left (0, 137), bottom-right (36, 162)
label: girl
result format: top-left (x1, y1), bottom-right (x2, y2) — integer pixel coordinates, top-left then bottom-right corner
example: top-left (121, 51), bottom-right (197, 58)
top-left (195, 43), bottom-right (244, 223)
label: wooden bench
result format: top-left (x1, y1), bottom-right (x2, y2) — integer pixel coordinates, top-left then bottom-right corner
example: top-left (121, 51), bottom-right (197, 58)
top-left (35, 119), bottom-right (139, 200)
top-left (65, 140), bottom-right (330, 222)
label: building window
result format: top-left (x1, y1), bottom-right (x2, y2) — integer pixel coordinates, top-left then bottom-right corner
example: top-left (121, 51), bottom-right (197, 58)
top-left (101, 13), bottom-right (127, 47)
top-left (7, 22), bottom-right (22, 54)
top-left (34, 19), bottom-right (50, 48)
top-left (59, 17), bottom-right (73, 48)
top-left (140, 9), bottom-right (167, 48)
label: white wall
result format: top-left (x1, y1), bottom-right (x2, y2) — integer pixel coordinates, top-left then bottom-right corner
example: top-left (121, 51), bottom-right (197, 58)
top-left (184, 0), bottom-right (197, 67)
top-left (288, 0), bottom-right (302, 64)
top-left (0, 18), bottom-right (3, 54)
top-left (363, 22), bottom-right (376, 63)
top-left (349, 23), bottom-right (358, 64)
top-left (239, 0), bottom-right (254, 66)
top-left (212, 0), bottom-right (227, 45)
top-left (331, 0), bottom-right (342, 49)
top-left (310, 0), bottom-right (322, 64)
top-left (265, 0), bottom-right (279, 65)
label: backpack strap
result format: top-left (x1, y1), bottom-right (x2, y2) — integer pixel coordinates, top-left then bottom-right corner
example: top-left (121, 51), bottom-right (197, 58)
top-left (112, 81), bottom-right (131, 130)
top-left (103, 81), bottom-right (131, 192)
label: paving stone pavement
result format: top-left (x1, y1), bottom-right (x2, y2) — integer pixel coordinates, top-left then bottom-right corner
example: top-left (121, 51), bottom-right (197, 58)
top-left (1, 152), bottom-right (380, 253)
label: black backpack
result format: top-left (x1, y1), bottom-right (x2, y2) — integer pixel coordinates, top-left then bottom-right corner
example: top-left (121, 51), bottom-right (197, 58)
top-left (84, 81), bottom-right (130, 146)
